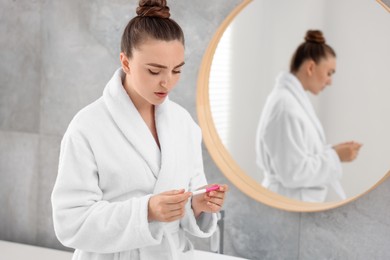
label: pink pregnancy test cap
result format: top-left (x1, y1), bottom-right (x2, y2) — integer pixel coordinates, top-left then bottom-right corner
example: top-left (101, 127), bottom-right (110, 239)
top-left (206, 185), bottom-right (220, 192)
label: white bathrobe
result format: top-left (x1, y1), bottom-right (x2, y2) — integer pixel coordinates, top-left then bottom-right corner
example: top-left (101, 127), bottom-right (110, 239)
top-left (51, 68), bottom-right (217, 260)
top-left (255, 72), bottom-right (346, 202)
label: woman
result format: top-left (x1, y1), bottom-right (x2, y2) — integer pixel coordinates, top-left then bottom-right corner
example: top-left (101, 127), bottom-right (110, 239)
top-left (255, 30), bottom-right (361, 203)
top-left (51, 1), bottom-right (228, 259)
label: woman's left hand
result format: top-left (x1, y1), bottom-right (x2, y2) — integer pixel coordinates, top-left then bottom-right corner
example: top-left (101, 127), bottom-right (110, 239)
top-left (191, 184), bottom-right (228, 218)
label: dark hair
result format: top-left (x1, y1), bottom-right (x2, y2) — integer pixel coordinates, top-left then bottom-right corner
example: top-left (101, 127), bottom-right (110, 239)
top-left (290, 30), bottom-right (336, 73)
top-left (121, 0), bottom-right (185, 58)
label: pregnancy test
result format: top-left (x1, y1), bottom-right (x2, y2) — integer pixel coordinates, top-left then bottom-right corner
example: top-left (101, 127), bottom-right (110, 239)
top-left (192, 185), bottom-right (220, 196)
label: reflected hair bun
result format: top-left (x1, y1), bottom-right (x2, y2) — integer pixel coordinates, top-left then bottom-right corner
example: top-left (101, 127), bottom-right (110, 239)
top-left (136, 0), bottom-right (171, 18)
top-left (304, 30), bottom-right (326, 44)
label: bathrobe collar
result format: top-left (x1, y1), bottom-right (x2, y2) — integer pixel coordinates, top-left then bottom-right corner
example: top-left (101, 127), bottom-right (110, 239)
top-left (153, 94), bottom-right (179, 194)
top-left (276, 72), bottom-right (326, 143)
top-left (103, 68), bottom-right (175, 187)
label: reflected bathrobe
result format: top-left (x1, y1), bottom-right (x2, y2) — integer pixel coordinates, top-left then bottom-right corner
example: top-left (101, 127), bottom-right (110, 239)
top-left (255, 72), bottom-right (346, 202)
top-left (51, 68), bottom-right (217, 260)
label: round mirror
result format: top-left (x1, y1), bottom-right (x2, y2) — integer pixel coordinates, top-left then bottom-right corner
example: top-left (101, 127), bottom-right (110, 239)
top-left (197, 0), bottom-right (390, 211)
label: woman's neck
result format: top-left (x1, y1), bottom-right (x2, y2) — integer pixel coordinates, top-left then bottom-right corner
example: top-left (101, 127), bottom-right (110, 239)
top-left (292, 70), bottom-right (309, 91)
top-left (123, 76), bottom-right (159, 147)
top-left (123, 76), bottom-right (154, 115)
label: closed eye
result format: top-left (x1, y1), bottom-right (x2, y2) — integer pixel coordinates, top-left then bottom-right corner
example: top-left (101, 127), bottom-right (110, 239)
top-left (173, 70), bottom-right (181, 74)
top-left (148, 69), bottom-right (160, 75)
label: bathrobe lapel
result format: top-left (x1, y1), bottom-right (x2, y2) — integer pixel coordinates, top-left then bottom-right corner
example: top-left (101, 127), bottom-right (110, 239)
top-left (279, 73), bottom-right (326, 143)
top-left (103, 69), bottom-right (161, 178)
top-left (153, 98), bottom-right (181, 194)
top-left (103, 68), bottom-right (182, 194)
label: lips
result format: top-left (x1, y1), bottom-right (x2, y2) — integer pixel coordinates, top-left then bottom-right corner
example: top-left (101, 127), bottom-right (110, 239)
top-left (155, 92), bottom-right (168, 98)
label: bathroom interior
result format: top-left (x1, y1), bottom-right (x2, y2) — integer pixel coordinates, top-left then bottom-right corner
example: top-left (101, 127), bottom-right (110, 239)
top-left (1, 0), bottom-right (390, 259)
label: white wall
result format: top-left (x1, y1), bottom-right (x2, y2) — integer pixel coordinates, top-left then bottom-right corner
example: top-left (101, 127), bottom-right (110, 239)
top-left (318, 0), bottom-right (390, 197)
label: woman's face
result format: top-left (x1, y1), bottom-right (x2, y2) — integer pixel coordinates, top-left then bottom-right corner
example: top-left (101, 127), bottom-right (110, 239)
top-left (123, 39), bottom-right (185, 106)
top-left (307, 56), bottom-right (336, 95)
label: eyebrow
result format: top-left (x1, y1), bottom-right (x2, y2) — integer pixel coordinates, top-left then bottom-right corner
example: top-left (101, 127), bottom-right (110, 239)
top-left (146, 62), bottom-right (185, 69)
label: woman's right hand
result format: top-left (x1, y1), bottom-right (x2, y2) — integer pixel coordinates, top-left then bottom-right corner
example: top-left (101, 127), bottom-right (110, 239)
top-left (333, 141), bottom-right (363, 162)
top-left (148, 189), bottom-right (192, 222)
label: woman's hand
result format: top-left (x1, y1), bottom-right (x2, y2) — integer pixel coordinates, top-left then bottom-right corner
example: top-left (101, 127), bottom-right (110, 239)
top-left (148, 189), bottom-right (192, 222)
top-left (333, 141), bottom-right (363, 162)
top-left (191, 184), bottom-right (228, 218)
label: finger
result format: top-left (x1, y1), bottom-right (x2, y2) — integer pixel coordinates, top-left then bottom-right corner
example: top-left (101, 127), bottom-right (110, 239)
top-left (209, 187), bottom-right (228, 196)
top-left (168, 206), bottom-right (186, 215)
top-left (207, 201), bottom-right (222, 211)
top-left (166, 192), bottom-right (192, 204)
top-left (351, 143), bottom-right (359, 148)
top-left (207, 191), bottom-right (224, 200)
top-left (160, 189), bottom-right (185, 195)
top-left (205, 193), bottom-right (223, 204)
top-left (162, 209), bottom-right (186, 222)
top-left (217, 184), bottom-right (229, 192)
top-left (166, 200), bottom-right (189, 211)
top-left (209, 197), bottom-right (224, 206)
top-left (207, 192), bottom-right (225, 200)
top-left (162, 202), bottom-right (186, 213)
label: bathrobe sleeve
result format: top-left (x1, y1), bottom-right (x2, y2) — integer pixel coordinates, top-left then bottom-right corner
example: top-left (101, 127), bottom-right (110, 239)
top-left (180, 123), bottom-right (217, 237)
top-left (263, 109), bottom-right (342, 189)
top-left (51, 131), bottom-right (164, 254)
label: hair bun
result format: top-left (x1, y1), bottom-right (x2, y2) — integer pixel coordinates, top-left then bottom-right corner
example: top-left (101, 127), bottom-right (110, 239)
top-left (136, 0), bottom-right (170, 18)
top-left (304, 30), bottom-right (326, 44)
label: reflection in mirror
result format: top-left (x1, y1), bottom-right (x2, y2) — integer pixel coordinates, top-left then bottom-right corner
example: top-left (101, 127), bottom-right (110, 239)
top-left (255, 29), bottom-right (363, 203)
top-left (209, 0), bottom-right (390, 202)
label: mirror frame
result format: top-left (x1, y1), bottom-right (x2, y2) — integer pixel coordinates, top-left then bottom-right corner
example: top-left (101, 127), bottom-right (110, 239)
top-left (196, 0), bottom-right (390, 212)
top-left (377, 0), bottom-right (390, 12)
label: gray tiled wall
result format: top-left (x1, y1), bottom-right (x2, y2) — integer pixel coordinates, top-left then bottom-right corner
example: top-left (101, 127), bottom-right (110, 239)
top-left (0, 1), bottom-right (41, 133)
top-left (1, 1), bottom-right (390, 259)
top-left (0, 131), bottom-right (39, 244)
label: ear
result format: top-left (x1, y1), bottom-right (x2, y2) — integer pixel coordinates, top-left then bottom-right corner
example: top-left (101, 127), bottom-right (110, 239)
top-left (305, 60), bottom-right (316, 77)
top-left (120, 52), bottom-right (131, 74)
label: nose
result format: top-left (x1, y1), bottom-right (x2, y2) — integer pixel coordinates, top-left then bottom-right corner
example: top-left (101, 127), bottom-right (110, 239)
top-left (160, 79), bottom-right (169, 90)
top-left (160, 79), bottom-right (167, 88)
top-left (160, 73), bottom-right (172, 89)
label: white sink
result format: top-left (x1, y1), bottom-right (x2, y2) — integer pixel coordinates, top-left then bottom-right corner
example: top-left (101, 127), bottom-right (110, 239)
top-left (194, 250), bottom-right (248, 259)
top-left (0, 240), bottom-right (71, 260)
top-left (0, 240), bottom-right (247, 260)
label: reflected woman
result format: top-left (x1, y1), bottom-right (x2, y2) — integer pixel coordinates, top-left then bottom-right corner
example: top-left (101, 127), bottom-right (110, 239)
top-left (255, 30), bottom-right (362, 203)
